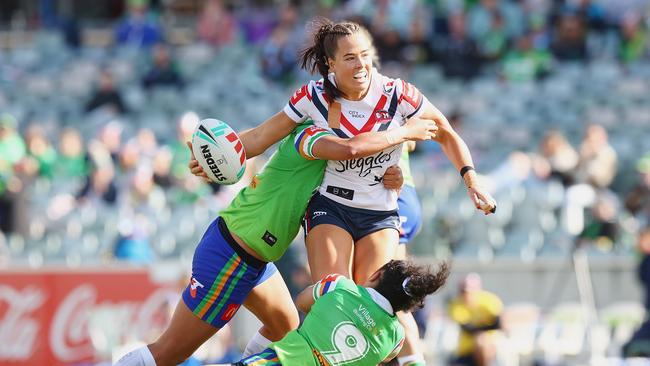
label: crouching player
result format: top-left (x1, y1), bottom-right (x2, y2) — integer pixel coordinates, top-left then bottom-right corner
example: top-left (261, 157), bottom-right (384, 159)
top-left (208, 260), bottom-right (449, 366)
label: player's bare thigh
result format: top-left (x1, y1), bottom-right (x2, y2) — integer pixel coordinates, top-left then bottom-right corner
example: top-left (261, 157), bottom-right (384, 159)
top-left (305, 224), bottom-right (355, 281)
top-left (352, 228), bottom-right (399, 283)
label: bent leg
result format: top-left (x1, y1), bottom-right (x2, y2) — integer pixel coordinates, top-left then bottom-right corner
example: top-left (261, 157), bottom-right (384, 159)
top-left (148, 300), bottom-right (219, 366)
top-left (243, 268), bottom-right (300, 342)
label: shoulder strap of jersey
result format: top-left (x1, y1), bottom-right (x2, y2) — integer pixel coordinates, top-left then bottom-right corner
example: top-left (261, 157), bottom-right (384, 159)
top-left (328, 101), bottom-right (341, 129)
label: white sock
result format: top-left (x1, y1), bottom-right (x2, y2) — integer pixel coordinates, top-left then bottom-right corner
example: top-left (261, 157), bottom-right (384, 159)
top-left (397, 354), bottom-right (425, 366)
top-left (242, 330), bottom-right (272, 357)
top-left (114, 346), bottom-right (156, 366)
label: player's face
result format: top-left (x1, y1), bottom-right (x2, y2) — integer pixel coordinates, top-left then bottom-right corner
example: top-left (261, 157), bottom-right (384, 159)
top-left (328, 33), bottom-right (373, 100)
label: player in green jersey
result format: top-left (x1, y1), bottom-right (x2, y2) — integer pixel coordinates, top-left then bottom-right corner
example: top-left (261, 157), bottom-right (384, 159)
top-left (208, 260), bottom-right (449, 366)
top-left (114, 118), bottom-right (437, 366)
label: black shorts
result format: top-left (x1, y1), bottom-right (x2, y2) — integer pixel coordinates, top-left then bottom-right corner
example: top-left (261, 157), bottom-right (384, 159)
top-left (303, 192), bottom-right (399, 241)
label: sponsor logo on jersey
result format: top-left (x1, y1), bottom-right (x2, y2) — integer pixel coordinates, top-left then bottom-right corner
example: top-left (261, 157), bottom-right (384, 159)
top-left (220, 303), bottom-right (240, 321)
top-left (383, 81), bottom-right (395, 95)
top-left (335, 148), bottom-right (397, 178)
top-left (262, 230), bottom-right (277, 246)
top-left (353, 304), bottom-right (377, 330)
top-left (312, 211), bottom-right (328, 218)
top-left (200, 144), bottom-right (227, 182)
top-left (369, 175), bottom-right (384, 187)
top-left (190, 277), bottom-right (204, 298)
top-left (348, 110), bottom-right (365, 119)
top-left (326, 186), bottom-right (355, 200)
top-left (375, 110), bottom-right (392, 124)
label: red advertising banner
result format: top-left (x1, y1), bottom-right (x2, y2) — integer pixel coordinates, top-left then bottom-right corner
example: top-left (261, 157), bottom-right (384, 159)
top-left (0, 267), bottom-right (173, 366)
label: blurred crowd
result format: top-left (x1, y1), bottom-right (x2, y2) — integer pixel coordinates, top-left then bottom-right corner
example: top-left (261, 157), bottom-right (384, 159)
top-left (1, 0), bottom-right (649, 263)
top-left (1, 1), bottom-right (649, 363)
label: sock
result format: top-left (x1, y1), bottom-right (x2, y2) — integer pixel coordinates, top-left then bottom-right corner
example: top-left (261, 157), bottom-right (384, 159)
top-left (114, 346), bottom-right (157, 366)
top-left (242, 330), bottom-right (272, 358)
top-left (397, 354), bottom-right (426, 366)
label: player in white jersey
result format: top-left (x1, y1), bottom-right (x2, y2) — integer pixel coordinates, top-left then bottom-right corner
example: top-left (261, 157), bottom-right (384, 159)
top-left (285, 19), bottom-right (497, 366)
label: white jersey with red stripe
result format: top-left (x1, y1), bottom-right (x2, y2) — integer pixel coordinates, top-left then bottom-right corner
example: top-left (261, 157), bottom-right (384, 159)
top-left (283, 68), bottom-right (428, 211)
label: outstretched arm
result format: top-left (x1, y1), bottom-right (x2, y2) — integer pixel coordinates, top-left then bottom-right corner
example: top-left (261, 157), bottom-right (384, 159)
top-left (310, 116), bottom-right (436, 161)
top-left (420, 101), bottom-right (497, 214)
top-left (237, 111), bottom-right (298, 158)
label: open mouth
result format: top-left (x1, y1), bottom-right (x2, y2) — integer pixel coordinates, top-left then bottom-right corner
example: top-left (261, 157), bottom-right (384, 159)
top-left (353, 70), bottom-right (368, 81)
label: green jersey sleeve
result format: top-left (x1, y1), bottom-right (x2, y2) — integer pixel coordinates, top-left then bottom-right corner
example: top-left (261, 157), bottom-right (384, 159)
top-left (312, 274), bottom-right (356, 300)
top-left (294, 125), bottom-right (333, 160)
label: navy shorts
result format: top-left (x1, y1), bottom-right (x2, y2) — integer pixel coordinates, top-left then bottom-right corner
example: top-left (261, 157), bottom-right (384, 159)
top-left (182, 217), bottom-right (277, 328)
top-left (303, 192), bottom-right (400, 241)
top-left (397, 185), bottom-right (423, 244)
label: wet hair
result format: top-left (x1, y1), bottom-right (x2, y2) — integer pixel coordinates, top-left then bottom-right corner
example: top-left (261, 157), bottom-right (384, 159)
top-left (299, 17), bottom-right (375, 102)
top-left (373, 260), bottom-right (450, 313)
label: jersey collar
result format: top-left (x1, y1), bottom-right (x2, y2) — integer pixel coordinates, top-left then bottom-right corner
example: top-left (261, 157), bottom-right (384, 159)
top-left (366, 287), bottom-right (394, 315)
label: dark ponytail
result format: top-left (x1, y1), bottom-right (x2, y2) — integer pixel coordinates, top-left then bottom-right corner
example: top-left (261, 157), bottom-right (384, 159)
top-left (374, 260), bottom-right (450, 313)
top-left (299, 18), bottom-right (374, 102)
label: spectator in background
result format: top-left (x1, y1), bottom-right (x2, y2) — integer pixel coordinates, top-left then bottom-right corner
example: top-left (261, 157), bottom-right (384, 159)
top-left (0, 114), bottom-right (26, 234)
top-left (238, 0), bottom-right (276, 44)
top-left (539, 130), bottom-right (578, 186)
top-left (575, 124), bottom-right (617, 189)
top-left (55, 128), bottom-right (89, 179)
top-left (136, 128), bottom-right (159, 161)
top-left (467, 0), bottom-right (525, 41)
top-left (98, 121), bottom-right (124, 164)
top-left (24, 125), bottom-right (57, 180)
top-left (551, 13), bottom-right (589, 61)
top-left (260, 25), bottom-right (298, 83)
top-left (625, 154), bottom-right (650, 227)
top-left (477, 11), bottom-right (509, 62)
top-left (152, 147), bottom-right (173, 189)
top-left (197, 0), bottom-right (238, 50)
top-left (113, 216), bottom-right (153, 264)
top-left (0, 114), bottom-right (26, 172)
top-left (618, 13), bottom-right (648, 63)
top-left (562, 125), bottom-right (617, 235)
top-left (114, 0), bottom-right (163, 48)
top-left (170, 112), bottom-right (198, 179)
top-left (142, 44), bottom-right (184, 90)
top-left (432, 12), bottom-right (484, 80)
top-left (85, 71), bottom-right (127, 115)
top-left (448, 273), bottom-right (503, 366)
top-left (118, 140), bottom-right (141, 187)
top-left (578, 193), bottom-right (620, 250)
top-left (76, 162), bottom-right (119, 207)
top-left (622, 227), bottom-right (650, 357)
top-left (123, 166), bottom-right (166, 217)
top-left (571, 0), bottom-right (607, 32)
top-left (502, 32), bottom-right (552, 82)
top-left (374, 28), bottom-right (407, 64)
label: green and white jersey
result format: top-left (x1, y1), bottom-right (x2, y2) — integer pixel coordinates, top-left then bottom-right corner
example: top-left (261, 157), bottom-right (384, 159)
top-left (399, 148), bottom-right (415, 188)
top-left (271, 275), bottom-right (405, 366)
top-left (220, 122), bottom-right (327, 262)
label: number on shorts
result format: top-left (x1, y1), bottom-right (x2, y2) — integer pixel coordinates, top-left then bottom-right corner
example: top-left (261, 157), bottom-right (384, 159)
top-left (322, 322), bottom-right (369, 365)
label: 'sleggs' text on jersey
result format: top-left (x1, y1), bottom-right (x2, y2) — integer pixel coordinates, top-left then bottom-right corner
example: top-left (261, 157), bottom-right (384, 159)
top-left (284, 68), bottom-right (429, 210)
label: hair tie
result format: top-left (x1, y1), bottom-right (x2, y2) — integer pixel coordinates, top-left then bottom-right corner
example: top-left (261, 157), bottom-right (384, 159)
top-left (402, 277), bottom-right (413, 297)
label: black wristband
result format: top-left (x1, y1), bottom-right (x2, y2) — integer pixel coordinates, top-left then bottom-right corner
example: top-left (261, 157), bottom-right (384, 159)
top-left (460, 166), bottom-right (475, 178)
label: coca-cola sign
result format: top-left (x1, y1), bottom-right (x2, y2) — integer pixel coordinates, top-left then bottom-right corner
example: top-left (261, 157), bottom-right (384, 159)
top-left (0, 268), bottom-right (170, 365)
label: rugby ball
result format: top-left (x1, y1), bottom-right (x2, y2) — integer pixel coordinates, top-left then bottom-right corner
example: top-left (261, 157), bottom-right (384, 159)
top-left (191, 118), bottom-right (246, 185)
